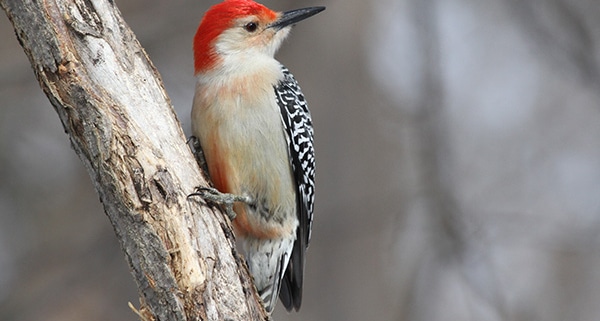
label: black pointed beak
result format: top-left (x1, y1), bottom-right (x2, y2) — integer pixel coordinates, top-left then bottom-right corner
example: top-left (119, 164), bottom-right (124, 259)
top-left (268, 6), bottom-right (326, 30)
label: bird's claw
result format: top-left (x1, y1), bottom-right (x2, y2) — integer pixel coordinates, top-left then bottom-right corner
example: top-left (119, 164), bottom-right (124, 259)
top-left (188, 186), bottom-right (251, 220)
top-left (187, 136), bottom-right (211, 179)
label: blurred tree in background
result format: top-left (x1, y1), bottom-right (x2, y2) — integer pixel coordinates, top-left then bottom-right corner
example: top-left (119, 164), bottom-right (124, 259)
top-left (1, 0), bottom-right (600, 320)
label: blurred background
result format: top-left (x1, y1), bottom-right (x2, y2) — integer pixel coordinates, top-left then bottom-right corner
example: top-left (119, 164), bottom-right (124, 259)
top-left (2, 0), bottom-right (600, 320)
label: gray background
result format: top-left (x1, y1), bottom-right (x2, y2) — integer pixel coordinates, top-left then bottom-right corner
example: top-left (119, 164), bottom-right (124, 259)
top-left (2, 0), bottom-right (600, 320)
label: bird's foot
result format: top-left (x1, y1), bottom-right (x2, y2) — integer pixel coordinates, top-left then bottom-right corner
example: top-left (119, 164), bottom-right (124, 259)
top-left (188, 186), bottom-right (251, 220)
top-left (187, 136), bottom-right (210, 179)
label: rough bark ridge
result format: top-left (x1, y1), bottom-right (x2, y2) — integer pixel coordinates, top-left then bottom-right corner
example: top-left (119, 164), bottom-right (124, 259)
top-left (1, 0), bottom-right (268, 320)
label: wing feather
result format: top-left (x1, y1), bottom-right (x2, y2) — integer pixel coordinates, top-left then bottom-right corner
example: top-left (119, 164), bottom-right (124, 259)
top-left (273, 65), bottom-right (316, 311)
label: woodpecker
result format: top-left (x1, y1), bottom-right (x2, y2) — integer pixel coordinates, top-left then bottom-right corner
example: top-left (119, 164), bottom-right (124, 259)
top-left (190, 0), bottom-right (324, 314)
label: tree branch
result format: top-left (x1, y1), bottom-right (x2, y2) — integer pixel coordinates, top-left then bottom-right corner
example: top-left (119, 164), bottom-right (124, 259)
top-left (1, 0), bottom-right (267, 320)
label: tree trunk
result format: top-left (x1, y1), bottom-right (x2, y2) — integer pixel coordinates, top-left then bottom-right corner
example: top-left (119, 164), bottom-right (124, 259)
top-left (0, 0), bottom-right (268, 320)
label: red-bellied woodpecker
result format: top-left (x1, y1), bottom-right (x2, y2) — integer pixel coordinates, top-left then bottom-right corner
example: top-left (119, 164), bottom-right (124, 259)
top-left (190, 0), bottom-right (324, 314)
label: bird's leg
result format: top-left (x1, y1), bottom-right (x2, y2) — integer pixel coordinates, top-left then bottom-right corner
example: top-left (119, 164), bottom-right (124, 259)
top-left (186, 137), bottom-right (252, 220)
top-left (187, 136), bottom-right (210, 179)
top-left (188, 186), bottom-right (252, 220)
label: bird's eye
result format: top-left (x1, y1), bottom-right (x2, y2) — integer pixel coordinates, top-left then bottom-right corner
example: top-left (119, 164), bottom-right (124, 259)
top-left (244, 22), bottom-right (258, 32)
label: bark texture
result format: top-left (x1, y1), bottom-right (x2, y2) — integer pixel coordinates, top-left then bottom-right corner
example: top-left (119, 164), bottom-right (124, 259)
top-left (1, 0), bottom-right (268, 320)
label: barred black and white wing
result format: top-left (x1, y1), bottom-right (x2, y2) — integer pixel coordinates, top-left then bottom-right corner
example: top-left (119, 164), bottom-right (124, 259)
top-left (274, 65), bottom-right (316, 312)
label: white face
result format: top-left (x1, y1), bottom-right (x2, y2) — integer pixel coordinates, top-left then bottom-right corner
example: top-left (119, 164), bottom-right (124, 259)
top-left (214, 15), bottom-right (291, 60)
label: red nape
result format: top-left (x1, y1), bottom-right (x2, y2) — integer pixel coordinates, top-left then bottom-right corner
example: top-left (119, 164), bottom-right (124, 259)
top-left (193, 0), bottom-right (277, 74)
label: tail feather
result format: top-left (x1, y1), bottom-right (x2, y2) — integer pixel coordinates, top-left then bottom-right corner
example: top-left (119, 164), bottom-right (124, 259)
top-left (279, 275), bottom-right (293, 310)
top-left (278, 242), bottom-right (304, 311)
top-left (243, 236), bottom-right (295, 313)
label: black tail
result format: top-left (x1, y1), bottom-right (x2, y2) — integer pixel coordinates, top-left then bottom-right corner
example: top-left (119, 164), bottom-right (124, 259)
top-left (278, 233), bottom-right (304, 311)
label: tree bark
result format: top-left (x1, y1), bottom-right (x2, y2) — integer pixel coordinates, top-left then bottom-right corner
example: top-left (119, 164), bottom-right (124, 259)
top-left (1, 0), bottom-right (268, 320)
